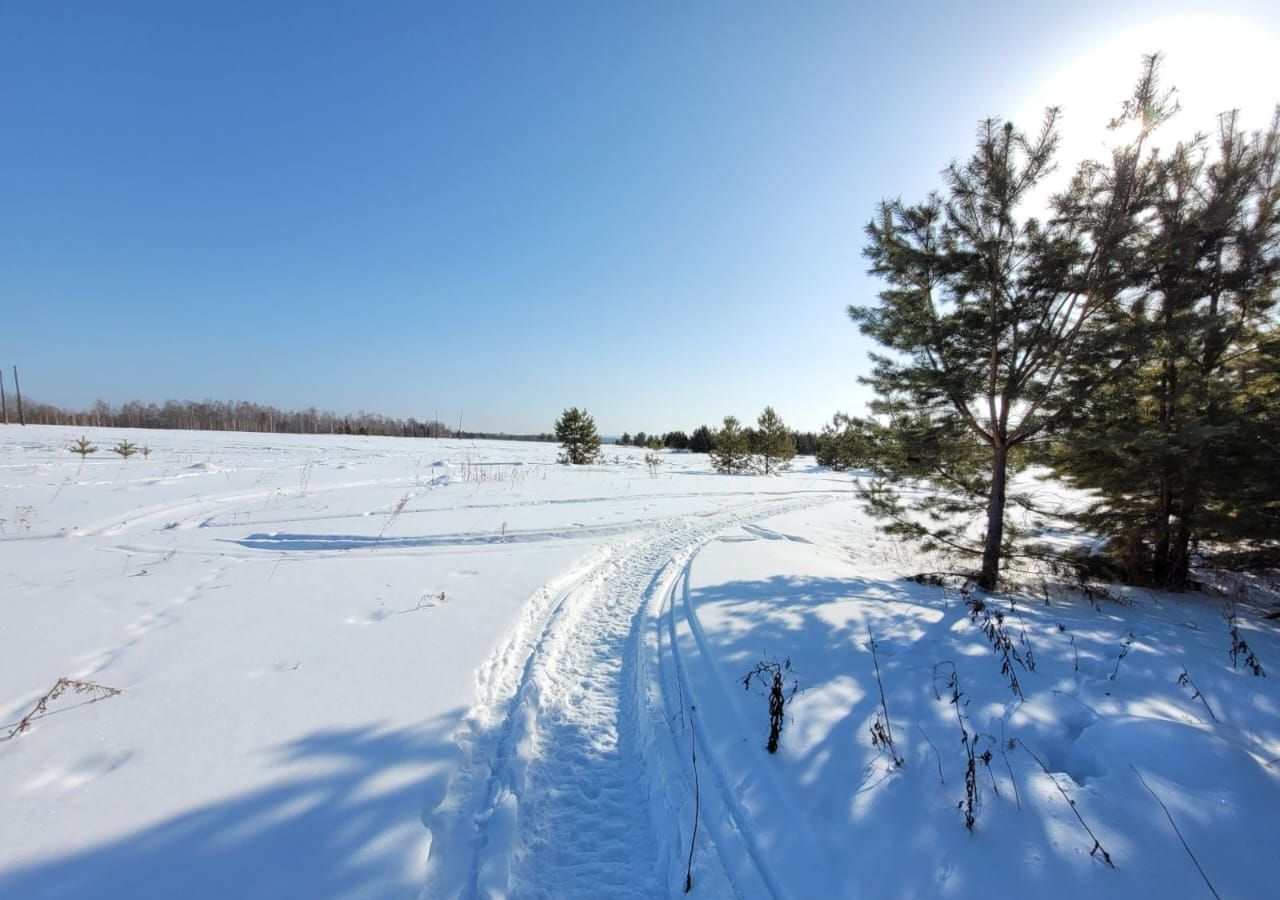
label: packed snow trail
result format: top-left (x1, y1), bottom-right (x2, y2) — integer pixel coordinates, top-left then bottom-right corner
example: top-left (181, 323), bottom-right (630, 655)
top-left (421, 493), bottom-right (842, 899)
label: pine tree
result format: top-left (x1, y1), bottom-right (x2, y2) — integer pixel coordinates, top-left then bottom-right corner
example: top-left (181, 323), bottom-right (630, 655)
top-left (852, 61), bottom-right (1163, 590)
top-left (755, 406), bottom-right (796, 474)
top-left (1053, 105), bottom-right (1280, 586)
top-left (619, 432), bottom-right (631, 446)
top-left (710, 416), bottom-right (751, 473)
top-left (554, 407), bottom-right (602, 465)
top-left (689, 425), bottom-right (714, 454)
top-left (69, 436), bottom-right (97, 458)
top-left (793, 431), bottom-right (821, 456)
top-left (816, 413), bottom-right (871, 471)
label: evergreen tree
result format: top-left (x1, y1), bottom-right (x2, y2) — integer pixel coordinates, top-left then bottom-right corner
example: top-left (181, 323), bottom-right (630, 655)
top-left (1053, 106), bottom-right (1280, 586)
top-left (663, 430), bottom-right (690, 450)
top-left (689, 425), bottom-right (714, 454)
top-left (710, 416), bottom-right (751, 473)
top-left (792, 431), bottom-right (821, 456)
top-left (755, 406), bottom-right (796, 474)
top-left (816, 413), bottom-right (871, 471)
top-left (633, 431), bottom-right (648, 448)
top-left (852, 62), bottom-right (1162, 590)
top-left (554, 407), bottom-right (602, 465)
top-left (619, 431), bottom-right (631, 446)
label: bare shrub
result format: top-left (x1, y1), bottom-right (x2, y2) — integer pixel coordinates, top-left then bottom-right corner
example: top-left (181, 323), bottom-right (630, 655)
top-left (1224, 600), bottom-right (1266, 676)
top-left (866, 626), bottom-right (904, 767)
top-left (740, 656), bottom-right (799, 754)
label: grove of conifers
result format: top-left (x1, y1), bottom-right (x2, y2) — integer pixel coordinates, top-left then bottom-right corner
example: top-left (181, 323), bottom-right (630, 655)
top-left (564, 56), bottom-right (1279, 595)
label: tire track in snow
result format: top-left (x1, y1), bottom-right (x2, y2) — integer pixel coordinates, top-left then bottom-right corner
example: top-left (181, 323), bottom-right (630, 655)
top-left (649, 548), bottom-right (838, 900)
top-left (421, 493), bottom-right (842, 900)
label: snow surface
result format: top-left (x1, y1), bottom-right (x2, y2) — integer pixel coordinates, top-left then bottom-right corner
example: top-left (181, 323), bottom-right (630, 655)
top-left (2, 426), bottom-right (1278, 899)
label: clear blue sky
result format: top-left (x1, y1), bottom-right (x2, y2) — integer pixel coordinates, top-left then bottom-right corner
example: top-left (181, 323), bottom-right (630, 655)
top-left (3, 1), bottom-right (1277, 433)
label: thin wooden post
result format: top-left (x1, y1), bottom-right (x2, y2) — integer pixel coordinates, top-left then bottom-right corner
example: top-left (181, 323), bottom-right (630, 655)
top-left (0, 368), bottom-right (7, 424)
top-left (13, 366), bottom-right (23, 425)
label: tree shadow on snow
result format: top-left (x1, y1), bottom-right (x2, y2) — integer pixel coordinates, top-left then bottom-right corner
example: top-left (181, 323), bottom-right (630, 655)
top-left (0, 715), bottom-right (462, 900)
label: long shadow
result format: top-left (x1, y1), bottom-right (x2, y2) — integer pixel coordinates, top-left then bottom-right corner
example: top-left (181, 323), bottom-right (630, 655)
top-left (687, 572), bottom-right (952, 669)
top-left (229, 521), bottom-right (640, 552)
top-left (680, 574), bottom-right (1091, 894)
top-left (0, 716), bottom-right (461, 900)
top-left (682, 571), bottom-right (1280, 897)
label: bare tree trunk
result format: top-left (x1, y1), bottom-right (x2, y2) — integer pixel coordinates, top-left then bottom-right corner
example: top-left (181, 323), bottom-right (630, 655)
top-left (1167, 477), bottom-right (1199, 591)
top-left (978, 443), bottom-right (1009, 591)
top-left (1152, 470), bottom-right (1174, 583)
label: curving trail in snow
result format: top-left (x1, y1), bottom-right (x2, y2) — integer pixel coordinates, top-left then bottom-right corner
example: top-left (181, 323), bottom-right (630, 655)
top-left (8, 429), bottom-right (1280, 900)
top-left (421, 493), bottom-right (842, 900)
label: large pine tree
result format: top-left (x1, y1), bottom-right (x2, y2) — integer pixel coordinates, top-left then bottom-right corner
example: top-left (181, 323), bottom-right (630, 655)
top-left (851, 62), bottom-right (1163, 590)
top-left (1053, 107), bottom-right (1280, 587)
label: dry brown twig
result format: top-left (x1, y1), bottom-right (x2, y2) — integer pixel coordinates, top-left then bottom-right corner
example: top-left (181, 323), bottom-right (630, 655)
top-left (4, 678), bottom-right (122, 741)
top-left (379, 492), bottom-right (411, 537)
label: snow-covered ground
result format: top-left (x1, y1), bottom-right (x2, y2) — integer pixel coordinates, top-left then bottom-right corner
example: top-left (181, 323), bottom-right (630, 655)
top-left (2, 426), bottom-right (1277, 899)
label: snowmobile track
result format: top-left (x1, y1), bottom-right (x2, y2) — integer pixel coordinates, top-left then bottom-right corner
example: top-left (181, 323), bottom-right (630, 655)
top-left (420, 492), bottom-right (842, 899)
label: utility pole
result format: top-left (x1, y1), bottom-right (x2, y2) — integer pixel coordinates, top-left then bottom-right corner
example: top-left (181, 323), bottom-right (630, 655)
top-left (12, 366), bottom-right (23, 426)
top-left (0, 368), bottom-right (7, 424)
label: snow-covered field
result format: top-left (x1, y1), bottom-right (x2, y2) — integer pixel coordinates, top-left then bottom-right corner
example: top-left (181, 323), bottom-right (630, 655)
top-left (2, 426), bottom-right (1277, 899)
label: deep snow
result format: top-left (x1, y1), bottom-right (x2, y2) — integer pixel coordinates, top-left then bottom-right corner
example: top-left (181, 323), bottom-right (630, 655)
top-left (1, 426), bottom-right (1277, 899)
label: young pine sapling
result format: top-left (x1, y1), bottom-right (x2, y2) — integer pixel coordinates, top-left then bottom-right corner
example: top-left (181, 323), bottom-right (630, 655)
top-left (69, 436), bottom-right (97, 458)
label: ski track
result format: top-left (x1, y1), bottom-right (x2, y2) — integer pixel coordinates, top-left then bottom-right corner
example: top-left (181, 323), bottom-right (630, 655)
top-left (653, 548), bottom-right (839, 900)
top-left (424, 492), bottom-right (842, 900)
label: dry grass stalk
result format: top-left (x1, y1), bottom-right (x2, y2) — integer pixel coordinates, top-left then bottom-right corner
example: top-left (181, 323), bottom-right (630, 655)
top-left (4, 678), bottom-right (122, 740)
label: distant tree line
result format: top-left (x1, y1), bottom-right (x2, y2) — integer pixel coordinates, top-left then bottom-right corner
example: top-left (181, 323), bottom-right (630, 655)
top-left (455, 431), bottom-right (555, 443)
top-left (614, 423), bottom-right (823, 457)
top-left (15, 397), bottom-right (457, 438)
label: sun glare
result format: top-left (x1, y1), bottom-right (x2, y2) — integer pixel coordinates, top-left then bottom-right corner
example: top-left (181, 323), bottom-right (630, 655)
top-left (1023, 13), bottom-right (1280, 167)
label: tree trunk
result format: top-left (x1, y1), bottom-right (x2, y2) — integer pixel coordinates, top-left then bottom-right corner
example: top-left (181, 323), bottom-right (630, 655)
top-left (1166, 476), bottom-right (1199, 591)
top-left (1152, 470), bottom-right (1174, 584)
top-left (978, 443), bottom-right (1009, 591)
